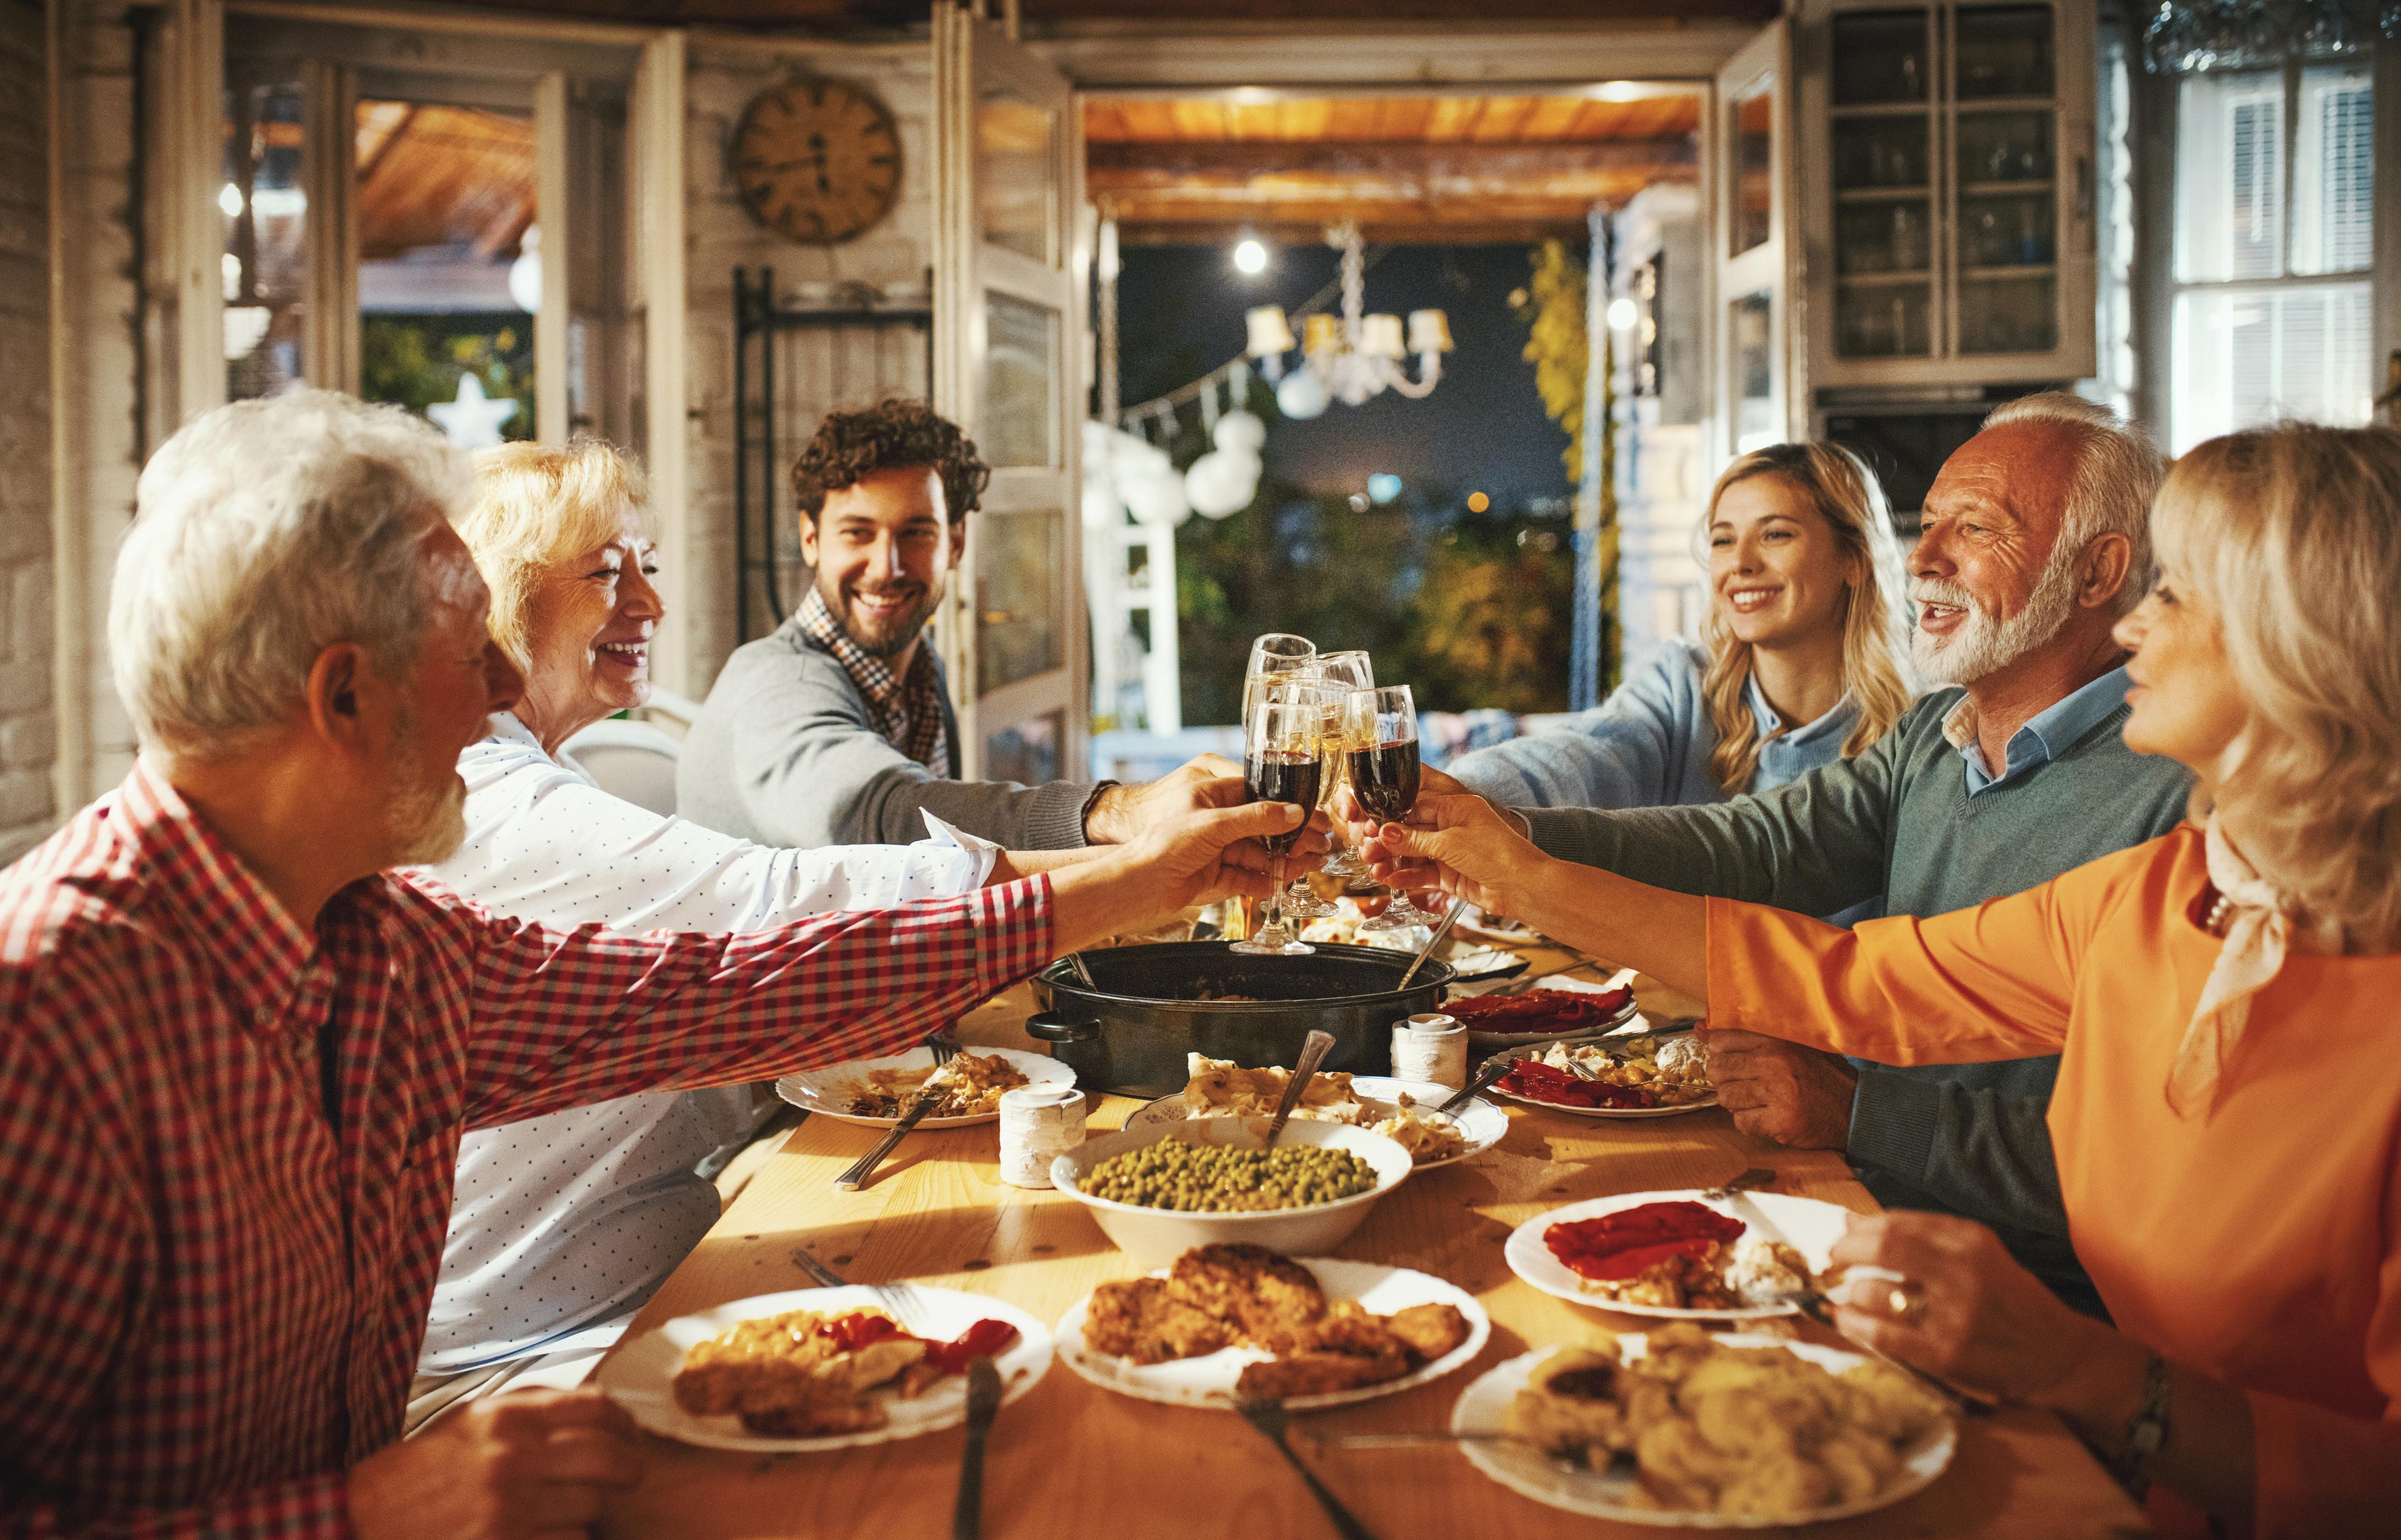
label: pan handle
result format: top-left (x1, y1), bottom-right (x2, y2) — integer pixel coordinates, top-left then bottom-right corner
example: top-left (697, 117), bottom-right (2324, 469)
top-left (1023, 1010), bottom-right (1100, 1044)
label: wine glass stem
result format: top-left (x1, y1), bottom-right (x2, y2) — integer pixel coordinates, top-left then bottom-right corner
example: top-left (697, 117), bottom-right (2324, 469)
top-left (1267, 854), bottom-right (1287, 932)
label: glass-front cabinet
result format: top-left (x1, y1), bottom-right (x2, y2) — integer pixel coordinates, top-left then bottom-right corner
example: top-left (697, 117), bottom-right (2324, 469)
top-left (1799, 0), bottom-right (2096, 386)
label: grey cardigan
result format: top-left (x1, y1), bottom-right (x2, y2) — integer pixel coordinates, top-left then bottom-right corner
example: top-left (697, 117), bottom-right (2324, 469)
top-left (678, 616), bottom-right (1103, 850)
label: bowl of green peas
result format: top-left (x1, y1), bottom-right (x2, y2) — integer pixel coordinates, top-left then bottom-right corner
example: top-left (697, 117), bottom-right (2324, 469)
top-left (1051, 1117), bottom-right (1415, 1267)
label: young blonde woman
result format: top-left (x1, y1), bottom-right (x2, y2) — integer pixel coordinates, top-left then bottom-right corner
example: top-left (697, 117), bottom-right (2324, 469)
top-left (1449, 441), bottom-right (1913, 810)
top-left (1365, 423), bottom-right (2401, 1536)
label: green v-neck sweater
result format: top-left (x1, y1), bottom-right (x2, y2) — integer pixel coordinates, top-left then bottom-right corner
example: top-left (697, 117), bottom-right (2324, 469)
top-left (1521, 687), bottom-right (2192, 1306)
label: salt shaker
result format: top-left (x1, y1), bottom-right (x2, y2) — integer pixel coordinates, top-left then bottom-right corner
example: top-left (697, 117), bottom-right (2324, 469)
top-left (999, 1084), bottom-right (1086, 1189)
top-left (1391, 1012), bottom-right (1467, 1090)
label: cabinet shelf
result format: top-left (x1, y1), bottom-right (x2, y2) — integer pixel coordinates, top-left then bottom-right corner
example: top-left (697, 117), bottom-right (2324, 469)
top-left (1830, 101), bottom-right (1936, 118)
top-left (1801, 0), bottom-right (2096, 388)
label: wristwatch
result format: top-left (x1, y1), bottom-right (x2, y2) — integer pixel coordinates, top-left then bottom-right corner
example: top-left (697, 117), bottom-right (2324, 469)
top-left (2106, 1351), bottom-right (2172, 1491)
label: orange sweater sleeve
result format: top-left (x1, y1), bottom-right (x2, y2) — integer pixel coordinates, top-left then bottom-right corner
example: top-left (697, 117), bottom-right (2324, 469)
top-left (1703, 835), bottom-right (2162, 1066)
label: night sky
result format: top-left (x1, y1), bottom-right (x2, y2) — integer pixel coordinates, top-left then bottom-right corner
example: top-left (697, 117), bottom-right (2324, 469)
top-left (1110, 242), bottom-right (1576, 512)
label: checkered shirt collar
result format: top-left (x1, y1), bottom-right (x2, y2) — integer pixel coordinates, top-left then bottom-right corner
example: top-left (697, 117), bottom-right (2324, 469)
top-left (111, 758), bottom-right (321, 1028)
top-left (796, 586), bottom-right (949, 772)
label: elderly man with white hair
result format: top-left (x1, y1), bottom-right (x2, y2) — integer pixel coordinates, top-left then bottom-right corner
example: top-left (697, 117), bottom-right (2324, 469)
top-left (0, 390), bottom-right (1302, 1538)
top-left (1359, 393), bottom-right (2191, 1315)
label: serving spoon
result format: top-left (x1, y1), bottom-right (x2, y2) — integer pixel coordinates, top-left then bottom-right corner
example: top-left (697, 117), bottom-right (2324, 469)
top-left (1262, 1029), bottom-right (1337, 1147)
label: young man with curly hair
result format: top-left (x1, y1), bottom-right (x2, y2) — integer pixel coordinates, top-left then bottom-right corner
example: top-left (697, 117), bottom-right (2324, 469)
top-left (683, 400), bottom-right (1231, 850)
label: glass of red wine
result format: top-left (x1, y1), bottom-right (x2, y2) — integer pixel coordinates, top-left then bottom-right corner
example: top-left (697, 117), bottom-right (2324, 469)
top-left (1344, 685), bottom-right (1434, 933)
top-left (1230, 696), bottom-right (1322, 957)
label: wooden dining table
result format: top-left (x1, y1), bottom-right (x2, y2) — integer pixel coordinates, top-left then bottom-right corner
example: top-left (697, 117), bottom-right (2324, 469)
top-left (595, 946), bottom-right (2153, 1540)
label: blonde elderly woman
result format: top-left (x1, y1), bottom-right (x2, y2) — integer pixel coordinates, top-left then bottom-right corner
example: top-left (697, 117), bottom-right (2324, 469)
top-left (409, 441), bottom-right (1101, 1424)
top-left (1362, 423), bottom-right (2401, 1536)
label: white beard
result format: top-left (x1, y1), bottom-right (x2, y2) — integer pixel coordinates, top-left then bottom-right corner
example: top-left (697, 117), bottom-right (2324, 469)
top-left (1911, 541), bottom-right (2082, 686)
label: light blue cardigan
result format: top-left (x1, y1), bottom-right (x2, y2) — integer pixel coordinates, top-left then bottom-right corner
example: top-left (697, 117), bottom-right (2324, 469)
top-left (1449, 638), bottom-right (1861, 810)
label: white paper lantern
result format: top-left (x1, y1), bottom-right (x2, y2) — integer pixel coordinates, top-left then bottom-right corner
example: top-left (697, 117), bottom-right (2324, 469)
top-left (1275, 368), bottom-right (1329, 421)
top-left (1212, 408), bottom-right (1266, 455)
top-left (1186, 450), bottom-right (1254, 519)
top-left (1123, 463), bottom-right (1192, 526)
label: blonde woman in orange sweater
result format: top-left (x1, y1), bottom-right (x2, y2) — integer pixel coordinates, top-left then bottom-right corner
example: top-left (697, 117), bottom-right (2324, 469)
top-left (1359, 423), bottom-right (2401, 1537)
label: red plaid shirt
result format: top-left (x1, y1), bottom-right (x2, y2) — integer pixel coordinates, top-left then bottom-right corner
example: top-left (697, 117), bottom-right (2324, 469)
top-left (0, 762), bottom-right (1050, 1537)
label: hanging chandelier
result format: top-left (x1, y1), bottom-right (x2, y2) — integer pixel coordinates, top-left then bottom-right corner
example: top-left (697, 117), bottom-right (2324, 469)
top-left (1241, 222), bottom-right (1452, 413)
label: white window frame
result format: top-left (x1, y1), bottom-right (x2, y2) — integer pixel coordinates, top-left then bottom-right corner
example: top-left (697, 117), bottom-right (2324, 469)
top-left (2140, 45), bottom-right (2397, 449)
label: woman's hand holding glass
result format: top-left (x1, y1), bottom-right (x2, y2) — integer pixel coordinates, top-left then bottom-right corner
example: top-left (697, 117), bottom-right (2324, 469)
top-left (1345, 782), bottom-right (1553, 925)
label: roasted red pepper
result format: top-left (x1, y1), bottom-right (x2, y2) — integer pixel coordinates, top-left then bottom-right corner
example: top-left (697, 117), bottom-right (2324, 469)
top-left (815, 1311), bottom-right (1019, 1374)
top-left (1544, 1201), bottom-right (1746, 1281)
top-left (1447, 987), bottom-right (1633, 1033)
top-left (1496, 1059), bottom-right (1657, 1109)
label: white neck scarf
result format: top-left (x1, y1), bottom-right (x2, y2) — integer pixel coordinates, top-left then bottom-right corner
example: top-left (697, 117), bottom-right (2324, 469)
top-left (2168, 816), bottom-right (2293, 1118)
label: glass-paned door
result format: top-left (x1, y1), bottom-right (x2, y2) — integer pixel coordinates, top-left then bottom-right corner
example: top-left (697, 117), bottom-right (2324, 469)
top-left (1826, 7), bottom-right (1939, 360)
top-left (1715, 18), bottom-right (1800, 467)
top-left (932, 3), bottom-right (1088, 781)
top-left (1948, 2), bottom-right (2065, 356)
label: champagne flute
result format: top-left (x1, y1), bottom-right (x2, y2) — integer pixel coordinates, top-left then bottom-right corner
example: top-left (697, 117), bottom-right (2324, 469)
top-left (1344, 686), bottom-right (1435, 933)
top-left (1241, 633), bottom-right (1316, 731)
top-left (1229, 695), bottom-right (1322, 958)
top-left (1307, 651), bottom-right (1376, 880)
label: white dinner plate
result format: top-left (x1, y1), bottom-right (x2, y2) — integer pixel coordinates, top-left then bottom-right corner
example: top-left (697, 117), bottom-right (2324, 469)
top-left (776, 1045), bottom-right (1072, 1129)
top-left (1122, 1076), bottom-right (1509, 1170)
top-left (1455, 905), bottom-right (1543, 945)
top-left (1055, 1257), bottom-right (1491, 1412)
top-left (1504, 1189), bottom-right (1855, 1321)
top-left (597, 1284), bottom-right (1054, 1452)
top-left (1478, 1037), bottom-right (1718, 1120)
top-left (1449, 1338), bottom-right (1957, 1527)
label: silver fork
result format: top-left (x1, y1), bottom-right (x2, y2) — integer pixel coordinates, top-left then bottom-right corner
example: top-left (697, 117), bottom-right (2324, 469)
top-left (1236, 1399), bottom-right (1382, 1540)
top-left (789, 1247), bottom-right (922, 1321)
top-left (834, 1036), bottom-right (960, 1192)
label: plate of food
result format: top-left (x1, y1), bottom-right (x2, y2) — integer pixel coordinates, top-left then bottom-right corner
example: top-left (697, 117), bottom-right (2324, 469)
top-left (1445, 985), bottom-right (1639, 1046)
top-left (597, 1284), bottom-right (1054, 1452)
top-left (1296, 902), bottom-right (1526, 981)
top-left (1504, 1189), bottom-right (1850, 1319)
top-left (1455, 905), bottom-right (1543, 946)
top-left (1122, 1056), bottom-right (1507, 1169)
top-left (1056, 1243), bottom-right (1489, 1411)
top-left (776, 1045), bottom-right (1071, 1129)
top-left (1451, 1324), bottom-right (1956, 1526)
top-left (1483, 1034), bottom-right (1716, 1119)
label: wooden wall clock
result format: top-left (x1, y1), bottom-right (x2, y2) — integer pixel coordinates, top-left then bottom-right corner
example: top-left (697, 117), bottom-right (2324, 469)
top-left (731, 78), bottom-right (901, 246)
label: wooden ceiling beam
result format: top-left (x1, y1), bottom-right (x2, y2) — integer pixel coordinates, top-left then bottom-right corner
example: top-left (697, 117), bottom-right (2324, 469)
top-left (1113, 214), bottom-right (1596, 246)
top-left (1085, 135), bottom-right (1694, 182)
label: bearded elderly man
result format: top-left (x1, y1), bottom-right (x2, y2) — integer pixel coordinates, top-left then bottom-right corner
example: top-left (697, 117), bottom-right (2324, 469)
top-left (0, 391), bottom-right (1299, 1539)
top-left (682, 398), bottom-right (1224, 851)
top-left (1370, 393), bottom-right (2190, 1314)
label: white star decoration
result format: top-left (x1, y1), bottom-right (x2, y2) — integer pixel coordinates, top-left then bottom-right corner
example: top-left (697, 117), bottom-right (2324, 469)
top-left (428, 373), bottom-right (520, 449)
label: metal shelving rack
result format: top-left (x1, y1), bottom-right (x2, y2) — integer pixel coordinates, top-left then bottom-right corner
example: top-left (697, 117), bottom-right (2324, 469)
top-left (730, 266), bottom-right (935, 642)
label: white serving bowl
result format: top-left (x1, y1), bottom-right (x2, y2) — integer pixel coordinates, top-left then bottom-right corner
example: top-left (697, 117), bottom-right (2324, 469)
top-left (1051, 1116), bottom-right (1414, 1268)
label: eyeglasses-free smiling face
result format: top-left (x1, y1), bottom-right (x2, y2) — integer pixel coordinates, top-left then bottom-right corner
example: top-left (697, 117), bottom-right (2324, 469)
top-left (2112, 563), bottom-right (2252, 788)
top-left (800, 466), bottom-right (958, 660)
top-left (1909, 419), bottom-right (2086, 685)
top-left (1706, 473), bottom-right (1859, 651)
top-left (517, 514), bottom-right (662, 747)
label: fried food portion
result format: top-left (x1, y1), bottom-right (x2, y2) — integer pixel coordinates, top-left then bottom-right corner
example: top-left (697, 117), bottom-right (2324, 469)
top-left (1506, 1322), bottom-right (1952, 1521)
top-left (1084, 1276), bottom-right (1237, 1366)
top-left (673, 1309), bottom-right (929, 1436)
top-left (1168, 1244), bottom-right (1327, 1351)
top-left (1381, 1302), bottom-right (1473, 1363)
top-left (1092, 1246), bottom-right (1469, 1400)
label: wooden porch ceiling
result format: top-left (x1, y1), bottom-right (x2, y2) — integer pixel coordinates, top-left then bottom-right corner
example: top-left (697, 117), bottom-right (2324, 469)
top-left (366, 0), bottom-right (1773, 28)
top-left (1085, 93), bottom-right (1700, 246)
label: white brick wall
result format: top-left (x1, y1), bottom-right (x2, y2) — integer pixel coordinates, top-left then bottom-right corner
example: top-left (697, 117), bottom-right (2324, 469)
top-left (0, 0), bottom-right (55, 860)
